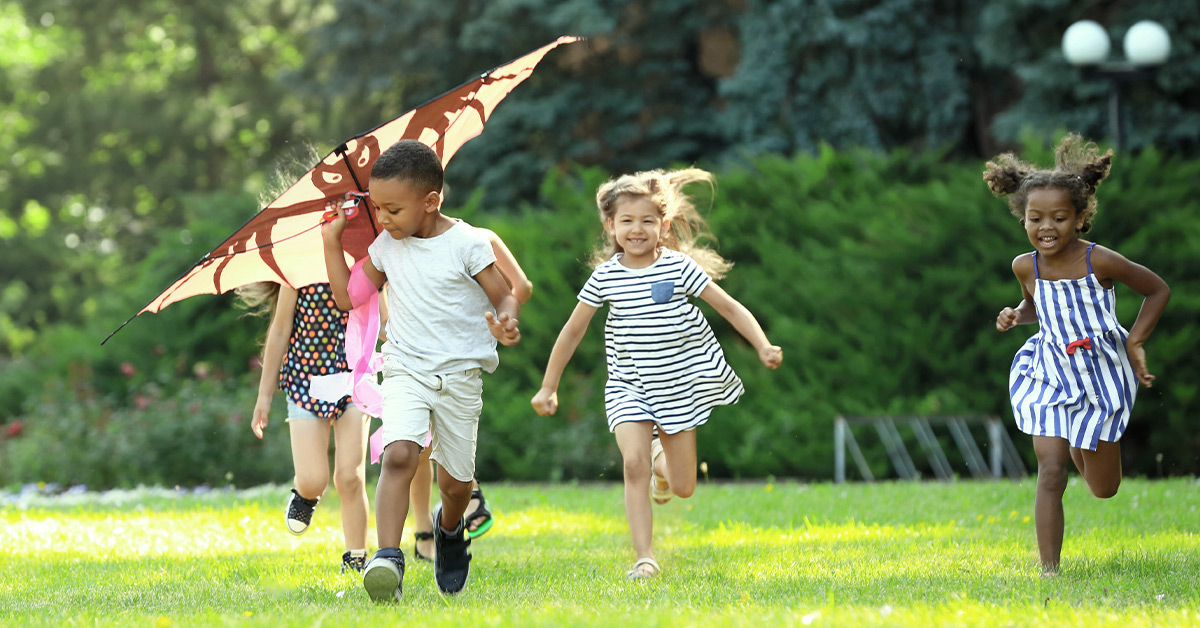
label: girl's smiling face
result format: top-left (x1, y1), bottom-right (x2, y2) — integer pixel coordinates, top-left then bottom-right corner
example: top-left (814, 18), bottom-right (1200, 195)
top-left (606, 196), bottom-right (669, 268)
top-left (1024, 186), bottom-right (1085, 256)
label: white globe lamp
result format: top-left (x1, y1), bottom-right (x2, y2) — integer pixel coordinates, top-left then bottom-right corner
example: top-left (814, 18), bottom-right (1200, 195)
top-left (1123, 20), bottom-right (1171, 66)
top-left (1062, 20), bottom-right (1111, 66)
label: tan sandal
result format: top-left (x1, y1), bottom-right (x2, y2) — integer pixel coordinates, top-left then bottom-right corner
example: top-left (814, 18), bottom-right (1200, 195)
top-left (649, 438), bottom-right (672, 504)
top-left (626, 556), bottom-right (661, 580)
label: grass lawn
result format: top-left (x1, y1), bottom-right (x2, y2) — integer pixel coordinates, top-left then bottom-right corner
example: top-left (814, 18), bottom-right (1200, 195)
top-left (1, 478), bottom-right (1198, 627)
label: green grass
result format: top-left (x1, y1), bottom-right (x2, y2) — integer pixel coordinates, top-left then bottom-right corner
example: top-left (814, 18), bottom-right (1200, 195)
top-left (2, 478), bottom-right (1198, 627)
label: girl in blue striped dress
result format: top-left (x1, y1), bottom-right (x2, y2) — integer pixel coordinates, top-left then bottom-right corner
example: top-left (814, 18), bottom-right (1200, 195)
top-left (985, 134), bottom-right (1170, 576)
top-left (531, 168), bottom-right (783, 579)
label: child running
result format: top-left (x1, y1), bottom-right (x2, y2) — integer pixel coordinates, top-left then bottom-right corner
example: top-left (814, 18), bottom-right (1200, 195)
top-left (323, 139), bottom-right (520, 601)
top-left (530, 168), bottom-right (782, 579)
top-left (241, 281), bottom-right (371, 573)
top-left (985, 133), bottom-right (1170, 576)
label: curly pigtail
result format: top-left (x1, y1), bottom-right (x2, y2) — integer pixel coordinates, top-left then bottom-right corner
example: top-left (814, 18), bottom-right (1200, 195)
top-left (983, 133), bottom-right (1115, 233)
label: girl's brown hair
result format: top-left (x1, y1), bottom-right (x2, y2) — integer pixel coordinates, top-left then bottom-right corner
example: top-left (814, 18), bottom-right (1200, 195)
top-left (234, 145), bottom-right (323, 318)
top-left (982, 133), bottom-right (1113, 233)
top-left (592, 168), bottom-right (732, 279)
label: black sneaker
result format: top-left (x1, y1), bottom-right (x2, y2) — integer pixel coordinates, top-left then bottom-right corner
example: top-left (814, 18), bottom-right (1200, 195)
top-left (363, 548), bottom-right (405, 602)
top-left (433, 506), bottom-right (472, 594)
top-left (285, 488), bottom-right (319, 535)
top-left (341, 551), bottom-right (367, 574)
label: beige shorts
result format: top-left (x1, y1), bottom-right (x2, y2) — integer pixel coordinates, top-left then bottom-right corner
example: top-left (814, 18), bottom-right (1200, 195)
top-left (379, 358), bottom-right (482, 482)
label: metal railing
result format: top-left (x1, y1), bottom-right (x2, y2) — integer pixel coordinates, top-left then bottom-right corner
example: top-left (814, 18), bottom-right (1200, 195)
top-left (834, 415), bottom-right (1027, 482)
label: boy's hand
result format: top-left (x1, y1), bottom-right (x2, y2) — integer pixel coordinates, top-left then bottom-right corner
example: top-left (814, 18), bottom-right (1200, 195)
top-left (320, 199), bottom-right (349, 242)
top-left (1126, 340), bottom-right (1156, 388)
top-left (996, 307), bottom-right (1018, 332)
top-left (531, 387), bottom-right (558, 415)
top-left (485, 311), bottom-right (521, 346)
top-left (758, 344), bottom-right (783, 369)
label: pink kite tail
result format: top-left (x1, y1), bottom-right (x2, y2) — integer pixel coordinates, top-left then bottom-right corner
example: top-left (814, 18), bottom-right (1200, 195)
top-left (347, 257), bottom-right (377, 310)
top-left (343, 259), bottom-right (385, 461)
top-left (369, 427), bottom-right (385, 465)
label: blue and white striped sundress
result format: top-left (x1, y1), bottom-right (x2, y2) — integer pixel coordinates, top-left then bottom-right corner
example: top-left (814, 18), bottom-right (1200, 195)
top-left (1008, 243), bottom-right (1137, 450)
top-left (578, 249), bottom-right (744, 434)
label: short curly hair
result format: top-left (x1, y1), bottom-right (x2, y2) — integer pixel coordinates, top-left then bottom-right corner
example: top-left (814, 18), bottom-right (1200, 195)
top-left (371, 139), bottom-right (443, 194)
top-left (982, 134), bottom-right (1113, 233)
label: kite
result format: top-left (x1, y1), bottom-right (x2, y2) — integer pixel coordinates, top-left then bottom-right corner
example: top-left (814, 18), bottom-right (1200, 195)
top-left (104, 36), bottom-right (580, 343)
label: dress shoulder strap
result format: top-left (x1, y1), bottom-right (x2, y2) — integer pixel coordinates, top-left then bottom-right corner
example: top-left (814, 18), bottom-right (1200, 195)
top-left (1031, 251), bottom-right (1040, 280)
top-left (1086, 242), bottom-right (1096, 275)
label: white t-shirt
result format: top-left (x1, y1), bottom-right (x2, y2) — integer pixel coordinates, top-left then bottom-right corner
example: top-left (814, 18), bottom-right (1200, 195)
top-left (367, 219), bottom-right (499, 374)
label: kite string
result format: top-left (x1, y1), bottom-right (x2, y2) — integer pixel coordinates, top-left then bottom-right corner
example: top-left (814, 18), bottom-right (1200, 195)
top-left (201, 221), bottom-right (322, 261)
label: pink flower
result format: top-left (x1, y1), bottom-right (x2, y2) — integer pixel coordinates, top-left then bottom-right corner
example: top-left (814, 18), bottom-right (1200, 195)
top-left (6, 421), bottom-right (22, 438)
top-left (193, 362), bottom-right (210, 380)
top-left (120, 362), bottom-right (137, 378)
top-left (134, 394), bottom-right (150, 410)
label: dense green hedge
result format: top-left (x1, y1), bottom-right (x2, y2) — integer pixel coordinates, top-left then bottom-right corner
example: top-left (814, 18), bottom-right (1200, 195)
top-left (2, 146), bottom-right (1197, 488)
top-left (468, 144), bottom-right (1200, 481)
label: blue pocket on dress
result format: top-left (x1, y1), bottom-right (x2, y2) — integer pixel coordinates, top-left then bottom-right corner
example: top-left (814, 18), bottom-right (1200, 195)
top-left (650, 280), bottom-right (675, 303)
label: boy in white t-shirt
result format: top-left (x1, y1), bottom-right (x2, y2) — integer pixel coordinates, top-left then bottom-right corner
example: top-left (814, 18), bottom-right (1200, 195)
top-left (322, 140), bottom-right (520, 601)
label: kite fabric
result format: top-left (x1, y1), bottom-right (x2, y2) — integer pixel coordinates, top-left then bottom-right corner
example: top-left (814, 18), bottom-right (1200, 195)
top-left (104, 36), bottom-right (580, 343)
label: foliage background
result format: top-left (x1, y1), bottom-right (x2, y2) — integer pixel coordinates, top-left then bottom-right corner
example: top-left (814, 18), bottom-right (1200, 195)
top-left (1, 0), bottom-right (1198, 487)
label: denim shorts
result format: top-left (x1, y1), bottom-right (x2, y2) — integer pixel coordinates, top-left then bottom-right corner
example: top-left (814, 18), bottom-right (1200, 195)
top-left (285, 397), bottom-right (355, 421)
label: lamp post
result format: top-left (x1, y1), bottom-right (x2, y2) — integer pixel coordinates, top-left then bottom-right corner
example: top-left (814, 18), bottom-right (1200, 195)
top-left (1062, 19), bottom-right (1171, 149)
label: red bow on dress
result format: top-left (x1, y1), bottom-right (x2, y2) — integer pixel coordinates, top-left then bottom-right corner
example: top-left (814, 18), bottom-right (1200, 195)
top-left (1066, 338), bottom-right (1092, 355)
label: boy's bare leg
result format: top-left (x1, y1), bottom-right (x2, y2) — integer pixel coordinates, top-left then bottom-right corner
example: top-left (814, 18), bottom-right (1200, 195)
top-left (614, 422), bottom-right (655, 563)
top-left (331, 407), bottom-right (370, 551)
top-left (435, 467), bottom-right (472, 529)
top-left (1032, 435), bottom-right (1071, 574)
top-left (376, 440), bottom-right (422, 548)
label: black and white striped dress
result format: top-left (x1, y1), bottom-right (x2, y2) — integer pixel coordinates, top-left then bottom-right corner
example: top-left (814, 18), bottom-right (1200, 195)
top-left (579, 249), bottom-right (744, 434)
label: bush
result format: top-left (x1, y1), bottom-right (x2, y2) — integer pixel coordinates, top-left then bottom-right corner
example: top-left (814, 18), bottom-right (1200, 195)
top-left (466, 145), bottom-right (1200, 481)
top-left (5, 146), bottom-right (1197, 488)
top-left (0, 366), bottom-right (294, 489)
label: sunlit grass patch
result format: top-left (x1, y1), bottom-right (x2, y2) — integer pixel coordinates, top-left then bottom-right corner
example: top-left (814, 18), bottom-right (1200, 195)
top-left (1, 479), bottom-right (1198, 627)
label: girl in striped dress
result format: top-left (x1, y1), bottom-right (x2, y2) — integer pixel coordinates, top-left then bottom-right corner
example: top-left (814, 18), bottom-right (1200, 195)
top-left (985, 134), bottom-right (1170, 576)
top-left (531, 168), bottom-right (783, 579)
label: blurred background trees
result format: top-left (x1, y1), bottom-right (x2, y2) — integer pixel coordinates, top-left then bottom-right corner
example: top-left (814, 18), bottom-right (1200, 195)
top-left (2, 0), bottom-right (1197, 487)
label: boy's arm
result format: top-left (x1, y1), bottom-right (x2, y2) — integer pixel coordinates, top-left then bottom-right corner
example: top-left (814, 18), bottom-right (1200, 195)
top-left (252, 285), bottom-right (298, 439)
top-left (532, 302), bottom-right (598, 415)
top-left (481, 228), bottom-right (533, 304)
top-left (698, 282), bottom-right (782, 369)
top-left (321, 206), bottom-right (383, 311)
top-left (476, 264), bottom-right (521, 345)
